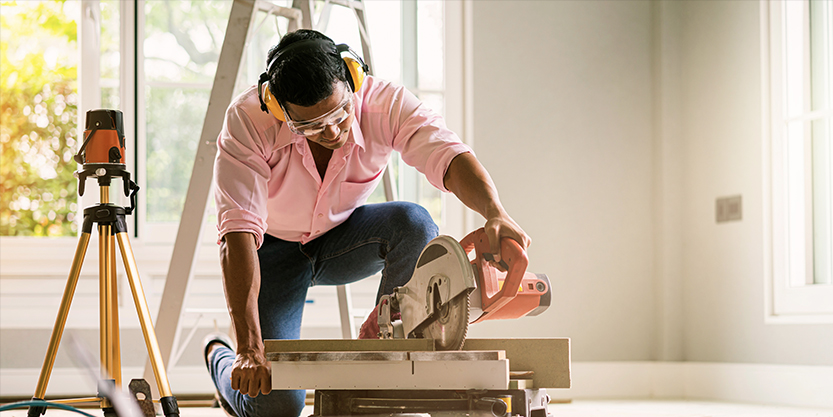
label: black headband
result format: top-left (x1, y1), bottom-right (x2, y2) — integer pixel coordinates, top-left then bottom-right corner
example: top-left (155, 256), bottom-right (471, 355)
top-left (265, 38), bottom-right (337, 76)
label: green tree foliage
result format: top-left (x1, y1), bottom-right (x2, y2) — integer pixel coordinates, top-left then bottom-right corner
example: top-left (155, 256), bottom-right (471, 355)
top-left (0, 0), bottom-right (79, 236)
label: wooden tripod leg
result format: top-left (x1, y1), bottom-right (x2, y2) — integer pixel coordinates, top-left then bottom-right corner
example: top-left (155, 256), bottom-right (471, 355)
top-left (115, 232), bottom-right (180, 417)
top-left (28, 233), bottom-right (92, 417)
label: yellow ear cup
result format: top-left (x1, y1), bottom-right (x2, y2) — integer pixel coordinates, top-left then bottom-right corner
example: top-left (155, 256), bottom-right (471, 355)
top-left (343, 57), bottom-right (365, 92)
top-left (261, 83), bottom-right (286, 122)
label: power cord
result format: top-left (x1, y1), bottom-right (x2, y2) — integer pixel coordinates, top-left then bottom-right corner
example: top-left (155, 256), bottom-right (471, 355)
top-left (0, 400), bottom-right (97, 417)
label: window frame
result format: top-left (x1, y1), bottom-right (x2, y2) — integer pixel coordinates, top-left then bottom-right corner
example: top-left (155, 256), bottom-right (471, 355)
top-left (395, 0), bottom-right (449, 228)
top-left (764, 0), bottom-right (833, 323)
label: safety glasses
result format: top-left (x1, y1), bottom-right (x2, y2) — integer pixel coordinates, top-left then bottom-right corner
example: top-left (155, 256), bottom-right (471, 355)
top-left (281, 86), bottom-right (353, 137)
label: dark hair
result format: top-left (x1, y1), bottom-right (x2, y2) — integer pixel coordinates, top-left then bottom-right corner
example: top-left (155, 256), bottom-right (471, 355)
top-left (267, 29), bottom-right (347, 107)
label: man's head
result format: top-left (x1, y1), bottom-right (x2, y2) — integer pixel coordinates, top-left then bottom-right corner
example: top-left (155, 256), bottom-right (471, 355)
top-left (262, 30), bottom-right (361, 149)
top-left (267, 30), bottom-right (348, 107)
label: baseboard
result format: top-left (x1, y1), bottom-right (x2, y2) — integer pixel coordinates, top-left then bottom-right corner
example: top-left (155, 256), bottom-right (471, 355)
top-left (3, 362), bottom-right (832, 409)
top-left (546, 361), bottom-right (687, 401)
top-left (682, 362), bottom-right (833, 409)
top-left (547, 361), bottom-right (833, 409)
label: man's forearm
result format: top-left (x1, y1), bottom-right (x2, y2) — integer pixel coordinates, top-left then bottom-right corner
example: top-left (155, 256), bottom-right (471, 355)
top-left (219, 232), bottom-right (264, 354)
top-left (443, 152), bottom-right (532, 254)
top-left (443, 152), bottom-right (505, 219)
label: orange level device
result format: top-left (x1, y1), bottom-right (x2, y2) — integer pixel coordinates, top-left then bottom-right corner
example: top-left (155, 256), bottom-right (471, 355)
top-left (74, 109), bottom-right (126, 165)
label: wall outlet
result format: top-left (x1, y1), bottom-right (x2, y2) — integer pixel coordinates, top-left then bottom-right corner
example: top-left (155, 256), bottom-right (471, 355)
top-left (716, 195), bottom-right (742, 223)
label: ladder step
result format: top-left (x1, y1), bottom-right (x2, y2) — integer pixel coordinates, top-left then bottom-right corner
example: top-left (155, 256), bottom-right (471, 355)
top-left (327, 0), bottom-right (366, 11)
top-left (256, 1), bottom-right (304, 19)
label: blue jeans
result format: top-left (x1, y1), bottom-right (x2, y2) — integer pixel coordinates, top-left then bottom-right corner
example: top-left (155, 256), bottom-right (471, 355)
top-left (207, 202), bottom-right (438, 417)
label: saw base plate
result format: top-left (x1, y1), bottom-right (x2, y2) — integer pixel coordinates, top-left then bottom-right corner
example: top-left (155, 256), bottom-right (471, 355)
top-left (312, 388), bottom-right (553, 417)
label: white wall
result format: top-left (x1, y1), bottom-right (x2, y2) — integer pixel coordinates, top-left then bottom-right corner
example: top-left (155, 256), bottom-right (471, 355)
top-left (676, 0), bottom-right (833, 366)
top-left (464, 0), bottom-right (833, 367)
top-left (464, 0), bottom-right (657, 362)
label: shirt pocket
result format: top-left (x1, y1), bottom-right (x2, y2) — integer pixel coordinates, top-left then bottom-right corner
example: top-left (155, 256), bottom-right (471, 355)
top-left (337, 170), bottom-right (384, 213)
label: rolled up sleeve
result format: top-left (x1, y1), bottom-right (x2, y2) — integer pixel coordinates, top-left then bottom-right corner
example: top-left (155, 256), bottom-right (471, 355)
top-left (214, 104), bottom-right (272, 249)
top-left (387, 86), bottom-right (472, 192)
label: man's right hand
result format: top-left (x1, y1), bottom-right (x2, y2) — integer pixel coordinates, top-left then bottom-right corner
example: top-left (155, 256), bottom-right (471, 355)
top-left (231, 349), bottom-right (272, 397)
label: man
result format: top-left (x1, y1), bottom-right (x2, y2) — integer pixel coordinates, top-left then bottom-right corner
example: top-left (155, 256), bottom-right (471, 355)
top-left (204, 29), bottom-right (530, 417)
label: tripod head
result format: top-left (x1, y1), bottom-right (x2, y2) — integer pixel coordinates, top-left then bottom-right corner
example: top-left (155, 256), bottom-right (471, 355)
top-left (74, 109), bottom-right (140, 214)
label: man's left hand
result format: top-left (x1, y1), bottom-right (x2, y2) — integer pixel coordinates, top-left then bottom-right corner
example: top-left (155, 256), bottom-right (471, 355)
top-left (483, 208), bottom-right (531, 270)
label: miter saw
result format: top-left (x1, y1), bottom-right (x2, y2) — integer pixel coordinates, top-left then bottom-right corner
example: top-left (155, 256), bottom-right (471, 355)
top-left (376, 227), bottom-right (552, 350)
top-left (265, 228), bottom-right (567, 417)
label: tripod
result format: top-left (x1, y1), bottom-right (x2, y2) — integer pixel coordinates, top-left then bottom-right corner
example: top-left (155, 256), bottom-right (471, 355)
top-left (28, 163), bottom-right (179, 417)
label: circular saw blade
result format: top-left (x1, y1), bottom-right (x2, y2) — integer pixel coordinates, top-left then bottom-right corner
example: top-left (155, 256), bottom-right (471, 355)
top-left (422, 291), bottom-right (470, 350)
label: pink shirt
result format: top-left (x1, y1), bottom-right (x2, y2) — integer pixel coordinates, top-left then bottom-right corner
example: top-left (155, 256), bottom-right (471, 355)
top-left (213, 76), bottom-right (472, 248)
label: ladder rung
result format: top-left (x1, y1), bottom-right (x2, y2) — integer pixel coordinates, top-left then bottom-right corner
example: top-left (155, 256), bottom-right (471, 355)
top-left (327, 0), bottom-right (366, 11)
top-left (256, 1), bottom-right (304, 19)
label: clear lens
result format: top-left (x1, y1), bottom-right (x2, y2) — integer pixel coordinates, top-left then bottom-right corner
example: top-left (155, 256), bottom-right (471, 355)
top-left (284, 84), bottom-right (353, 137)
top-left (290, 106), bottom-right (350, 136)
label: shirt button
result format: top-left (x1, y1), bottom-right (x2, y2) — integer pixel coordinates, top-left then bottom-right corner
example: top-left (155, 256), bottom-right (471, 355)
top-left (317, 213), bottom-right (323, 218)
top-left (315, 230), bottom-right (320, 234)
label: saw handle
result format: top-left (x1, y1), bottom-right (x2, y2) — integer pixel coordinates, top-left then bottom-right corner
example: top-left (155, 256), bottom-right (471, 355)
top-left (460, 228), bottom-right (529, 314)
top-left (482, 252), bottom-right (509, 271)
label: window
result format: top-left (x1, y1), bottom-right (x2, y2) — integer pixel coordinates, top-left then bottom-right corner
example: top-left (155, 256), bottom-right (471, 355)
top-left (139, 0), bottom-right (231, 241)
top-left (309, 0), bottom-right (452, 227)
top-left (136, 0), bottom-right (447, 241)
top-left (0, 0), bottom-right (447, 242)
top-left (766, 0), bottom-right (833, 321)
top-left (0, 0), bottom-right (80, 237)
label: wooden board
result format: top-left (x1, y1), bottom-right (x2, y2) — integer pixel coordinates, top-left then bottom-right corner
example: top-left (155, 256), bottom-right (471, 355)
top-left (463, 338), bottom-right (571, 389)
top-left (264, 337), bottom-right (570, 389)
top-left (270, 355), bottom-right (509, 390)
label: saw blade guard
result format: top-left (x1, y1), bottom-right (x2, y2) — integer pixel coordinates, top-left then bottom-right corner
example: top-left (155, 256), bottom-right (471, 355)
top-left (395, 235), bottom-right (477, 338)
top-left (461, 228), bottom-right (552, 323)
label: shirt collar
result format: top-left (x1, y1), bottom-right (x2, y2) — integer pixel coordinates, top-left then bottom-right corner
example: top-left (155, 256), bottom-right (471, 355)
top-left (349, 115), bottom-right (365, 150)
top-left (348, 90), bottom-right (364, 150)
top-left (275, 121), bottom-right (294, 149)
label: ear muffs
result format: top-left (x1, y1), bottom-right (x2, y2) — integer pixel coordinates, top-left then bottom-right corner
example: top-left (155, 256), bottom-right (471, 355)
top-left (336, 44), bottom-right (368, 93)
top-left (257, 38), bottom-right (370, 121)
top-left (260, 82), bottom-right (286, 122)
top-left (343, 56), bottom-right (365, 92)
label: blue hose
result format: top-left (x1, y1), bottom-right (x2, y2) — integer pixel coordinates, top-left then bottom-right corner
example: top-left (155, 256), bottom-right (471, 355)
top-left (0, 400), bottom-right (97, 417)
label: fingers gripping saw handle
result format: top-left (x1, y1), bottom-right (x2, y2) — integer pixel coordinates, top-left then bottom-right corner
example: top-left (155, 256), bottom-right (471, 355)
top-left (460, 228), bottom-right (529, 314)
